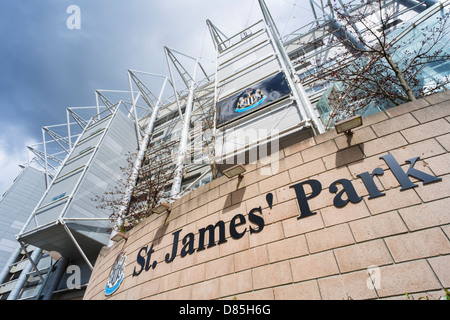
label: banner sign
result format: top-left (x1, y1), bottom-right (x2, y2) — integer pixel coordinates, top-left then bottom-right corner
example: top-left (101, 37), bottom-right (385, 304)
top-left (216, 71), bottom-right (291, 127)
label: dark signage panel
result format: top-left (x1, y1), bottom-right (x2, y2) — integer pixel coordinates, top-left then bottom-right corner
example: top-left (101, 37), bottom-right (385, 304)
top-left (216, 71), bottom-right (291, 127)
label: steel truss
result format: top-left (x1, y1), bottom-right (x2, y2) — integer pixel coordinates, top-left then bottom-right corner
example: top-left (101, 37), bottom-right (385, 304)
top-left (282, 0), bottom-right (441, 121)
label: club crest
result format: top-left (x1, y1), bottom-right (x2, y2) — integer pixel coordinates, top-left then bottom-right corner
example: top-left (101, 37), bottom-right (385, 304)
top-left (104, 251), bottom-right (126, 295)
top-left (235, 88), bottom-right (266, 113)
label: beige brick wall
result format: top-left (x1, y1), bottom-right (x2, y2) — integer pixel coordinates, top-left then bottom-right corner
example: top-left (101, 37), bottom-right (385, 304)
top-left (83, 91), bottom-right (450, 300)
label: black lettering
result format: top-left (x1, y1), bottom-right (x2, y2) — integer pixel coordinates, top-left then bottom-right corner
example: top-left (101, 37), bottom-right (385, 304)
top-left (145, 244), bottom-right (155, 271)
top-left (329, 178), bottom-right (362, 208)
top-left (357, 167), bottom-right (385, 199)
top-left (248, 206), bottom-right (264, 234)
top-left (230, 214), bottom-right (247, 239)
top-left (198, 221), bottom-right (227, 251)
top-left (290, 179), bottom-right (322, 219)
top-left (180, 233), bottom-right (195, 257)
top-left (165, 229), bottom-right (181, 263)
top-left (133, 246), bottom-right (147, 277)
top-left (380, 153), bottom-right (442, 190)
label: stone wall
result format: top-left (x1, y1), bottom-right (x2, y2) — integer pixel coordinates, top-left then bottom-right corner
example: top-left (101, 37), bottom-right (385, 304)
top-left (83, 91), bottom-right (450, 300)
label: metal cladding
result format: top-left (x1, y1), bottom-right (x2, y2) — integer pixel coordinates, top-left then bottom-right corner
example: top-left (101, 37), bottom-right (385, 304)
top-left (17, 105), bottom-right (139, 266)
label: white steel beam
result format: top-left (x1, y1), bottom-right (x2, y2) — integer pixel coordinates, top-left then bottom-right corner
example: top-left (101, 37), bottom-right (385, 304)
top-left (116, 76), bottom-right (169, 230)
top-left (170, 58), bottom-right (199, 198)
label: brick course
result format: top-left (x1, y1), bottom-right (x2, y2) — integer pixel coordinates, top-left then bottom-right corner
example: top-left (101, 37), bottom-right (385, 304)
top-left (84, 92), bottom-right (450, 300)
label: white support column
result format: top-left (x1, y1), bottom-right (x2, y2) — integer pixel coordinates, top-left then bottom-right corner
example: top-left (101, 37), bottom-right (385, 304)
top-left (0, 245), bottom-right (21, 284)
top-left (7, 246), bottom-right (42, 300)
top-left (170, 60), bottom-right (199, 198)
top-left (128, 71), bottom-right (142, 143)
top-left (95, 91), bottom-right (101, 120)
top-left (66, 109), bottom-right (72, 151)
top-left (41, 129), bottom-right (50, 188)
top-left (115, 76), bottom-right (169, 231)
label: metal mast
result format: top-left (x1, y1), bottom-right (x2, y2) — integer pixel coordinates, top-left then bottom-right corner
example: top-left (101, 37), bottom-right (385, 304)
top-left (258, 0), bottom-right (325, 134)
top-left (165, 47), bottom-right (201, 198)
top-left (114, 72), bottom-right (169, 230)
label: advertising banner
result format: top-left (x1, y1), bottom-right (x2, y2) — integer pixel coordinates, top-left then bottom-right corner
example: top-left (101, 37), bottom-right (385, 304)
top-left (216, 71), bottom-right (291, 127)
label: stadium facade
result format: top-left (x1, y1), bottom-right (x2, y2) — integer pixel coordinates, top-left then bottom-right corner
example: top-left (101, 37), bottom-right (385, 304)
top-left (0, 0), bottom-right (449, 300)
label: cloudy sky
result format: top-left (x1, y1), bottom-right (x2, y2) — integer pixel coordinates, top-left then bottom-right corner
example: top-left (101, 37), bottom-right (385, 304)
top-left (0, 0), bottom-right (316, 195)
